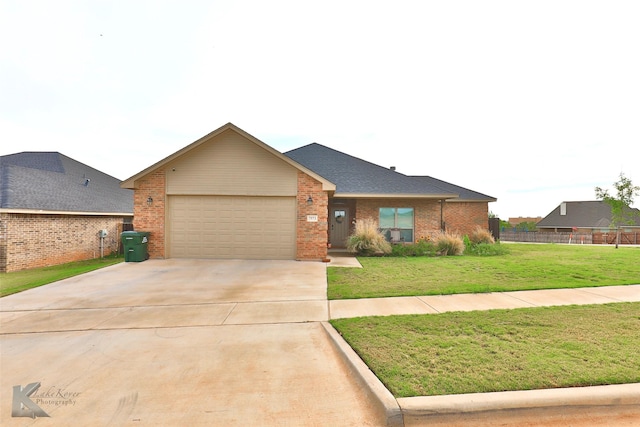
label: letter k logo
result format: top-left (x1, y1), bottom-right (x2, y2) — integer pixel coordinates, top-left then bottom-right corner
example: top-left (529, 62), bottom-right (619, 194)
top-left (12, 382), bottom-right (50, 418)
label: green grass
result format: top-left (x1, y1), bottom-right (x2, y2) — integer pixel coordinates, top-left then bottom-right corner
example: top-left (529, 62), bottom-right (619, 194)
top-left (328, 244), bottom-right (640, 299)
top-left (0, 255), bottom-right (124, 297)
top-left (331, 302), bottom-right (640, 397)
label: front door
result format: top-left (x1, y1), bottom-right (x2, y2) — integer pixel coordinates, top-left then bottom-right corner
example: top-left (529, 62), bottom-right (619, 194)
top-left (330, 208), bottom-right (349, 248)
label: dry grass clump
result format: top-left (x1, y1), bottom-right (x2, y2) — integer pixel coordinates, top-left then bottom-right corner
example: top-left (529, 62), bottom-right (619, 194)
top-left (347, 219), bottom-right (392, 255)
top-left (434, 232), bottom-right (465, 255)
top-left (469, 226), bottom-right (495, 244)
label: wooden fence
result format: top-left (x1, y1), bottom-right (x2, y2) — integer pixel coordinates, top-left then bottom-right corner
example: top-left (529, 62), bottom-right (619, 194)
top-left (500, 231), bottom-right (640, 245)
top-left (592, 232), bottom-right (640, 245)
top-left (500, 232), bottom-right (593, 244)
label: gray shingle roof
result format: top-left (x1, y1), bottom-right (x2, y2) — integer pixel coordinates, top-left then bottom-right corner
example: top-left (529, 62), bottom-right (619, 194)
top-left (409, 176), bottom-right (496, 202)
top-left (285, 143), bottom-right (495, 201)
top-left (536, 200), bottom-right (640, 228)
top-left (0, 152), bottom-right (133, 214)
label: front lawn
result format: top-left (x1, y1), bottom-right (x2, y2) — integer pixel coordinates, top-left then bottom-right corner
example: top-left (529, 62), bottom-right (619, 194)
top-left (328, 244), bottom-right (640, 299)
top-left (331, 302), bottom-right (640, 397)
top-left (0, 255), bottom-right (124, 297)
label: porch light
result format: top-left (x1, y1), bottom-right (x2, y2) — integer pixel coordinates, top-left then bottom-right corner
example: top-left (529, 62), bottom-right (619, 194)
top-left (147, 196), bottom-right (153, 206)
top-left (306, 196), bottom-right (313, 206)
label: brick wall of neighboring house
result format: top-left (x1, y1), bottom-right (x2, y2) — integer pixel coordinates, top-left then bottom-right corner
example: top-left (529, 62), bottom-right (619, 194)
top-left (132, 169), bottom-right (166, 259)
top-left (296, 171), bottom-right (329, 260)
top-left (444, 202), bottom-right (489, 236)
top-left (356, 199), bottom-right (443, 241)
top-left (0, 212), bottom-right (130, 272)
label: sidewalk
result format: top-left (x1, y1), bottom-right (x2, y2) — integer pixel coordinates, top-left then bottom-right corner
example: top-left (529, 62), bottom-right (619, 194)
top-left (325, 251), bottom-right (640, 319)
top-left (330, 284), bottom-right (640, 319)
top-left (324, 252), bottom-right (640, 426)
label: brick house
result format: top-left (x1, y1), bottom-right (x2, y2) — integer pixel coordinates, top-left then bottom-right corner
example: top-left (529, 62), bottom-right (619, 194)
top-left (121, 123), bottom-right (496, 261)
top-left (0, 152), bottom-right (133, 272)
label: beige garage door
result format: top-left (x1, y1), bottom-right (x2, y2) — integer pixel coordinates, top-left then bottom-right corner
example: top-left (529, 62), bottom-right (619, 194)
top-left (168, 195), bottom-right (296, 259)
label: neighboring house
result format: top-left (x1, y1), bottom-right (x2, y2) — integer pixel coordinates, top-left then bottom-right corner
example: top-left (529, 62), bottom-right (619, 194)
top-left (508, 217), bottom-right (542, 226)
top-left (0, 152), bottom-right (133, 272)
top-left (536, 201), bottom-right (640, 233)
top-left (121, 123), bottom-right (496, 261)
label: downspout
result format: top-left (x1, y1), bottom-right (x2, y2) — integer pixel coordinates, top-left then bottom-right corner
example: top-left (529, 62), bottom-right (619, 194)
top-left (440, 199), bottom-right (445, 231)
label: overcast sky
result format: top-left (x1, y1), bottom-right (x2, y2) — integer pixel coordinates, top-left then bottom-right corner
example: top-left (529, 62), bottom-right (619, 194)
top-left (1, 1), bottom-right (638, 219)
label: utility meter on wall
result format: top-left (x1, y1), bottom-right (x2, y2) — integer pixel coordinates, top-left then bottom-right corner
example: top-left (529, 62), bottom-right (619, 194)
top-left (99, 229), bottom-right (108, 238)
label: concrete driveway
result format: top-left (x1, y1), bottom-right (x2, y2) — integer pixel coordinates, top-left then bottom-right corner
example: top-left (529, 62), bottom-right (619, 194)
top-left (0, 259), bottom-right (381, 426)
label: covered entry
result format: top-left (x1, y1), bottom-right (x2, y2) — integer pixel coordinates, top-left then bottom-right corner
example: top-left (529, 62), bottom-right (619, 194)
top-left (168, 195), bottom-right (296, 259)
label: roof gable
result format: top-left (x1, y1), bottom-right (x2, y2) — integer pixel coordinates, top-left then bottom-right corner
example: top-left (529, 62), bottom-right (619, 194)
top-left (0, 152), bottom-right (133, 214)
top-left (121, 123), bottom-right (335, 191)
top-left (165, 128), bottom-right (298, 196)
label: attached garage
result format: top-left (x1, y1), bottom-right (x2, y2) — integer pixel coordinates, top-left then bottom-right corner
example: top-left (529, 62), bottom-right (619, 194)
top-left (168, 195), bottom-right (296, 259)
top-left (121, 123), bottom-right (335, 261)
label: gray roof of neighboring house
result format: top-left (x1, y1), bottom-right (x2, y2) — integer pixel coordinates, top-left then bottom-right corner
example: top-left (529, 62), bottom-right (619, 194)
top-left (536, 200), bottom-right (640, 228)
top-left (285, 143), bottom-right (496, 201)
top-left (0, 152), bottom-right (133, 214)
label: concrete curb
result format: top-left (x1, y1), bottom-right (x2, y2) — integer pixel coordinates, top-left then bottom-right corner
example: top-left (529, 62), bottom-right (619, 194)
top-left (322, 322), bottom-right (640, 426)
top-left (398, 384), bottom-right (640, 426)
top-left (321, 322), bottom-right (404, 427)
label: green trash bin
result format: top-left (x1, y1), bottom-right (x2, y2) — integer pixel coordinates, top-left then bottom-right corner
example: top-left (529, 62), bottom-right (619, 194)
top-left (121, 231), bottom-right (150, 262)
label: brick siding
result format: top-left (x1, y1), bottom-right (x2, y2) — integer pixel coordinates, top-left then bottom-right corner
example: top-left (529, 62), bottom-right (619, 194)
top-left (0, 212), bottom-right (130, 272)
top-left (354, 199), bottom-right (489, 241)
top-left (444, 202), bottom-right (489, 236)
top-left (356, 199), bottom-right (443, 240)
top-left (296, 171), bottom-right (328, 260)
top-left (132, 169), bottom-right (166, 258)
top-left (127, 168), bottom-right (488, 259)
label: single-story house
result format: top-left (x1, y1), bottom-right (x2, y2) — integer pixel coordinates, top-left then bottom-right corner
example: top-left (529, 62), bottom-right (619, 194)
top-left (121, 123), bottom-right (496, 261)
top-left (537, 201), bottom-right (640, 233)
top-left (0, 152), bottom-right (133, 272)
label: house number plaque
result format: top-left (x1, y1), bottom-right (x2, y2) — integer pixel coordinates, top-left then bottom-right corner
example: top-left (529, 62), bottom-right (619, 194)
top-left (306, 215), bottom-right (318, 222)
